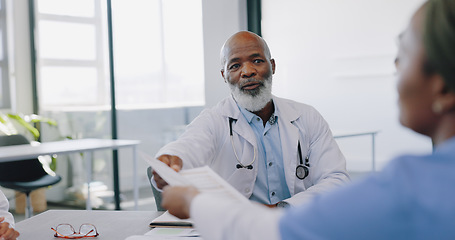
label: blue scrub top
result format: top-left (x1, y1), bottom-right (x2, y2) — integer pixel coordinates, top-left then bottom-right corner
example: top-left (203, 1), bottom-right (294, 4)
top-left (280, 137), bottom-right (455, 240)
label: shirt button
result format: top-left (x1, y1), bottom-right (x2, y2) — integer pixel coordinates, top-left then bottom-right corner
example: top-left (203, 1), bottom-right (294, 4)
top-left (268, 162), bottom-right (273, 167)
top-left (271, 192), bottom-right (276, 196)
top-left (245, 188), bottom-right (250, 193)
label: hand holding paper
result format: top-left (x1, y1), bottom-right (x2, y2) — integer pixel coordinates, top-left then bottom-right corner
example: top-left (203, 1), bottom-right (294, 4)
top-left (143, 153), bottom-right (250, 220)
top-left (145, 155), bottom-right (188, 186)
top-left (154, 155), bottom-right (183, 189)
top-left (143, 153), bottom-right (249, 203)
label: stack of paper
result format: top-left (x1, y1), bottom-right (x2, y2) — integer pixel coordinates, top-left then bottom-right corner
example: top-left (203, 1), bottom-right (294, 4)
top-left (149, 211), bottom-right (193, 228)
top-left (125, 214), bottom-right (200, 240)
top-left (125, 227), bottom-right (201, 240)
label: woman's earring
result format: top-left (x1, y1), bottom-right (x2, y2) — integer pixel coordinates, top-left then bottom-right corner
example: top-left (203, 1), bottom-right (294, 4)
top-left (432, 102), bottom-right (443, 114)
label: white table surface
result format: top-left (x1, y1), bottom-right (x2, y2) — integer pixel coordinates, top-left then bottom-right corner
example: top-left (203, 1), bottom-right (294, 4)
top-left (0, 138), bottom-right (139, 162)
top-left (15, 210), bottom-right (162, 240)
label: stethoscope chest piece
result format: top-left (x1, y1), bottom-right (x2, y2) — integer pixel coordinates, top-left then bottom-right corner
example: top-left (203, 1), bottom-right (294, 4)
top-left (296, 165), bottom-right (309, 180)
top-left (296, 141), bottom-right (310, 180)
top-left (236, 164), bottom-right (253, 170)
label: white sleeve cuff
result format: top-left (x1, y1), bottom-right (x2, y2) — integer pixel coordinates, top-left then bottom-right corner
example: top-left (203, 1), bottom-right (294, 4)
top-left (191, 194), bottom-right (282, 240)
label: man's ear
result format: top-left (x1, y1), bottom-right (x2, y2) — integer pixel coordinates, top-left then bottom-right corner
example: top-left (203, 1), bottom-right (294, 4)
top-left (432, 74), bottom-right (455, 113)
top-left (439, 90), bottom-right (455, 113)
top-left (270, 59), bottom-right (276, 74)
top-left (221, 69), bottom-right (226, 83)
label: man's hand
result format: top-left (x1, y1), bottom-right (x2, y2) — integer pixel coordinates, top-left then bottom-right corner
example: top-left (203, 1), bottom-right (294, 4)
top-left (0, 217), bottom-right (20, 240)
top-left (161, 186), bottom-right (200, 219)
top-left (153, 155), bottom-right (183, 189)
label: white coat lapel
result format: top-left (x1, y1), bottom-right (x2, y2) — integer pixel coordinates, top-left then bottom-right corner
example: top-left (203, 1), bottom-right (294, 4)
top-left (275, 96), bottom-right (300, 195)
top-left (223, 96), bottom-right (258, 168)
top-left (231, 116), bottom-right (258, 167)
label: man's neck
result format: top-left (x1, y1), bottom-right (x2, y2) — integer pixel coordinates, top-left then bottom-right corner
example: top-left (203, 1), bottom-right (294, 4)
top-left (252, 101), bottom-right (274, 126)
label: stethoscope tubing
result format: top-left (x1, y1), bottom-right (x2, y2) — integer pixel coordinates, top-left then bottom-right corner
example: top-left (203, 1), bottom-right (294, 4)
top-left (228, 117), bottom-right (309, 179)
top-left (229, 117), bottom-right (256, 169)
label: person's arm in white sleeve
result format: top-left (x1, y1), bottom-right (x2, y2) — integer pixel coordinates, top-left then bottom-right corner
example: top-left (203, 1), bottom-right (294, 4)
top-left (154, 109), bottom-right (222, 170)
top-left (162, 186), bottom-right (283, 240)
top-left (192, 194), bottom-right (283, 240)
top-left (0, 190), bottom-right (14, 227)
top-left (0, 190), bottom-right (20, 240)
top-left (152, 109), bottom-right (222, 190)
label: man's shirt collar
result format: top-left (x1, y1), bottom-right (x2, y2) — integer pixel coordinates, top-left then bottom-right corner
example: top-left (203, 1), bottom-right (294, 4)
top-left (237, 101), bottom-right (278, 125)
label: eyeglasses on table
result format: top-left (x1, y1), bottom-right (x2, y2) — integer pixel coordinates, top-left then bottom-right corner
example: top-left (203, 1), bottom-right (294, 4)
top-left (51, 223), bottom-right (99, 239)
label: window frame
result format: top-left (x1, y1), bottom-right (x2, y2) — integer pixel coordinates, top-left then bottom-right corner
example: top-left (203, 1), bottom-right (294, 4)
top-left (247, 0), bottom-right (261, 36)
top-left (0, 0), bottom-right (11, 109)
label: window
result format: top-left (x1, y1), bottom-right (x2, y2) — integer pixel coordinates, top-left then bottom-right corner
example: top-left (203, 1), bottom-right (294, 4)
top-left (34, 0), bottom-right (205, 207)
top-left (34, 0), bottom-right (108, 109)
top-left (34, 0), bottom-right (205, 110)
top-left (111, 0), bottom-right (205, 109)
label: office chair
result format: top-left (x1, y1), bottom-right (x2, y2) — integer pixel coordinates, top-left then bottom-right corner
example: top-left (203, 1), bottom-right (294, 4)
top-left (0, 134), bottom-right (62, 218)
top-left (146, 166), bottom-right (165, 211)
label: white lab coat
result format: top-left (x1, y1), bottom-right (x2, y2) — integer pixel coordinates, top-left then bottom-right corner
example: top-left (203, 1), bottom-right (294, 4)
top-left (0, 190), bottom-right (15, 227)
top-left (191, 194), bottom-right (282, 240)
top-left (156, 95), bottom-right (349, 205)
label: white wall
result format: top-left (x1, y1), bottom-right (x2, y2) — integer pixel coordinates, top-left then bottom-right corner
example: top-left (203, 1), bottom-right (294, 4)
top-left (202, 0), bottom-right (247, 108)
top-left (262, 0), bottom-right (430, 171)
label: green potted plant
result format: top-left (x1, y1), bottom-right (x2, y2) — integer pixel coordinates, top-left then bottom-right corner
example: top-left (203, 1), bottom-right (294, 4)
top-left (0, 112), bottom-right (58, 169)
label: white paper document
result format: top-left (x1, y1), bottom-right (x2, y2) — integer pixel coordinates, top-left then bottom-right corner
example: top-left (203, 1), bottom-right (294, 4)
top-left (149, 211), bottom-right (193, 228)
top-left (125, 227), bottom-right (201, 240)
top-left (145, 228), bottom-right (199, 237)
top-left (143, 154), bottom-right (249, 204)
top-left (133, 154), bottom-right (250, 240)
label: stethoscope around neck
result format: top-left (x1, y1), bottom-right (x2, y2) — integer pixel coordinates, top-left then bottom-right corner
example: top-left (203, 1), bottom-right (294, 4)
top-left (229, 117), bottom-right (256, 169)
top-left (228, 117), bottom-right (310, 180)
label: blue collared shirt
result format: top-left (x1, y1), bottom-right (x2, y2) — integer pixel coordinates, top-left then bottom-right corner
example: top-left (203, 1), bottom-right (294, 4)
top-left (238, 105), bottom-right (291, 205)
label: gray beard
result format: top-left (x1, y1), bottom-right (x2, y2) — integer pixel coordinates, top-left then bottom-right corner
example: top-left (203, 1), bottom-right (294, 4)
top-left (229, 76), bottom-right (273, 112)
